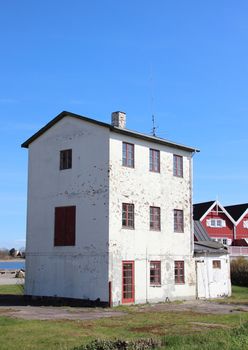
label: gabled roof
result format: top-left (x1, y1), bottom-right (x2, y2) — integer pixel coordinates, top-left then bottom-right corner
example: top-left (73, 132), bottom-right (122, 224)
top-left (225, 203), bottom-right (248, 222)
top-left (193, 201), bottom-right (215, 220)
top-left (193, 200), bottom-right (236, 224)
top-left (21, 111), bottom-right (200, 153)
top-left (194, 221), bottom-right (211, 241)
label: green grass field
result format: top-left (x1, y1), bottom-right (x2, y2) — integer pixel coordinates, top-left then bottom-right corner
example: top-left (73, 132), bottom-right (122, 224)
top-left (0, 283), bottom-right (24, 295)
top-left (0, 284), bottom-right (247, 349)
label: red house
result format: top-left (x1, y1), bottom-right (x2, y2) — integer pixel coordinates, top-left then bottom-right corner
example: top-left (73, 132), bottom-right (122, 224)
top-left (193, 201), bottom-right (236, 245)
top-left (225, 203), bottom-right (248, 245)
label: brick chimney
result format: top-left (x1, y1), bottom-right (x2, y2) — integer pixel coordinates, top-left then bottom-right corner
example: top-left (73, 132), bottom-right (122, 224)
top-left (111, 111), bottom-right (126, 128)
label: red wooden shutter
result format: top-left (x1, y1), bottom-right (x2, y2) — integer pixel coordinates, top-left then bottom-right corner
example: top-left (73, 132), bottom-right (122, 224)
top-left (54, 207), bottom-right (65, 246)
top-left (54, 206), bottom-right (76, 246)
top-left (66, 206), bottom-right (76, 245)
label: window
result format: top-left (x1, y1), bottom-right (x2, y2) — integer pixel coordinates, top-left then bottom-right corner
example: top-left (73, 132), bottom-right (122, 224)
top-left (122, 203), bottom-right (134, 228)
top-left (243, 220), bottom-right (248, 228)
top-left (149, 149), bottom-right (160, 172)
top-left (54, 206), bottom-right (76, 246)
top-left (173, 154), bottom-right (183, 177)
top-left (150, 261), bottom-right (161, 286)
top-left (213, 260), bottom-right (221, 269)
top-left (174, 209), bottom-right (184, 232)
top-left (122, 142), bottom-right (134, 168)
top-left (175, 261), bottom-right (185, 284)
top-left (150, 206), bottom-right (161, 231)
top-left (207, 219), bottom-right (226, 228)
top-left (222, 239), bottom-right (227, 245)
top-left (60, 149), bottom-right (72, 170)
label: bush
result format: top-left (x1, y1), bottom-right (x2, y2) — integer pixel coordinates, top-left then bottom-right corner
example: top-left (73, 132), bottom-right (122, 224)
top-left (73, 338), bottom-right (162, 350)
top-left (231, 257), bottom-right (248, 287)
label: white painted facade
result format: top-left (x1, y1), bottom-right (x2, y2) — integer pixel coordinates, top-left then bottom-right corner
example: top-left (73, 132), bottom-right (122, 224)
top-left (195, 254), bottom-right (231, 299)
top-left (24, 112), bottom-right (197, 305)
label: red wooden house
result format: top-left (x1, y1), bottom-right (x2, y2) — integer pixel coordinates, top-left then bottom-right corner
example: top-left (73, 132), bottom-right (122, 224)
top-left (193, 201), bottom-right (236, 245)
top-left (225, 203), bottom-right (248, 245)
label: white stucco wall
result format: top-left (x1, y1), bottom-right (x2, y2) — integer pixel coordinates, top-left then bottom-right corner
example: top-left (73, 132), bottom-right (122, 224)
top-left (108, 132), bottom-right (196, 305)
top-left (195, 254), bottom-right (231, 299)
top-left (25, 116), bottom-right (110, 301)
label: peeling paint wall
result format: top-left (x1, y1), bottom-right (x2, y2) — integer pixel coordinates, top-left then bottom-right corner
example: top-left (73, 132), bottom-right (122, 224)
top-left (25, 116), bottom-right (110, 301)
top-left (108, 132), bottom-right (196, 305)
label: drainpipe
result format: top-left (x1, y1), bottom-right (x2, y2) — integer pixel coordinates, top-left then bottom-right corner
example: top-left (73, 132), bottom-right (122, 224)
top-left (189, 155), bottom-right (194, 255)
top-left (146, 247), bottom-right (148, 303)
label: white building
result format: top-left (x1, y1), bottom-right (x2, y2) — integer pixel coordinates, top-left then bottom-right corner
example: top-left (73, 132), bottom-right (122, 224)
top-left (22, 111), bottom-right (199, 306)
top-left (194, 221), bottom-right (231, 299)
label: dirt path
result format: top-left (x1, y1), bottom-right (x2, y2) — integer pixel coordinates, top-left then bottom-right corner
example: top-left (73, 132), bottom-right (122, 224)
top-left (0, 299), bottom-right (248, 321)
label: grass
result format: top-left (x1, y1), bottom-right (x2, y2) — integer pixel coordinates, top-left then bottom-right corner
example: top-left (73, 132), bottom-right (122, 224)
top-left (0, 307), bottom-right (248, 349)
top-left (0, 283), bottom-right (24, 295)
top-left (160, 322), bottom-right (248, 350)
top-left (0, 285), bottom-right (247, 349)
top-left (212, 285), bottom-right (248, 305)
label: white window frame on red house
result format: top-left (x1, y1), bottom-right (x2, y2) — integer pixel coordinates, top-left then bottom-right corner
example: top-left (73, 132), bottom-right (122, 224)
top-left (243, 220), bottom-right (248, 228)
top-left (207, 219), bottom-right (226, 228)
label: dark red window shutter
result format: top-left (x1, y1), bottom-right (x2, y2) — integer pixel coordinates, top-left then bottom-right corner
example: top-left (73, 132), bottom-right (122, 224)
top-left (65, 206), bottom-right (76, 246)
top-left (54, 206), bottom-right (76, 246)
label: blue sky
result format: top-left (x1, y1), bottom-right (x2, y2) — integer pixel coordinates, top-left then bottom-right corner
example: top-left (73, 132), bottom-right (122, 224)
top-left (0, 1), bottom-right (247, 248)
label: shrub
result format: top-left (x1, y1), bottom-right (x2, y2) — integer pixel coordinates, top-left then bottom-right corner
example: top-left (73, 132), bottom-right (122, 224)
top-left (231, 257), bottom-right (248, 287)
top-left (73, 338), bottom-right (162, 350)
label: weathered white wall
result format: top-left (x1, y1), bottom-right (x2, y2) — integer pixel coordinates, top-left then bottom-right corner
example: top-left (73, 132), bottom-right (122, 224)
top-left (108, 132), bottom-right (196, 305)
top-left (195, 254), bottom-right (231, 299)
top-left (25, 116), bottom-right (110, 301)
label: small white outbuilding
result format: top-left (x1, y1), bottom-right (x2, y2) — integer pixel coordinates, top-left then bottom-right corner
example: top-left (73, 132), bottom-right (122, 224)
top-left (194, 221), bottom-right (231, 299)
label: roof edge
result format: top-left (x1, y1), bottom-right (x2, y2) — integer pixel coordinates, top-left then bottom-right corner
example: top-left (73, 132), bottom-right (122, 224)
top-left (21, 111), bottom-right (200, 153)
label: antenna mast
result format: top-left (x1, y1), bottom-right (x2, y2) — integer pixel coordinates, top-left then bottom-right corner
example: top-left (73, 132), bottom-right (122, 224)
top-left (150, 65), bottom-right (157, 137)
top-left (152, 114), bottom-right (156, 136)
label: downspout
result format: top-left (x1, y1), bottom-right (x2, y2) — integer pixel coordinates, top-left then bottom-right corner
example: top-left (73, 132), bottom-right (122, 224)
top-left (189, 153), bottom-right (195, 255)
top-left (146, 247), bottom-right (148, 303)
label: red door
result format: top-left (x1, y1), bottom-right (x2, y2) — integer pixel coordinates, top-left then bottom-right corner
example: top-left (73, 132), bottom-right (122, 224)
top-left (122, 261), bottom-right (135, 303)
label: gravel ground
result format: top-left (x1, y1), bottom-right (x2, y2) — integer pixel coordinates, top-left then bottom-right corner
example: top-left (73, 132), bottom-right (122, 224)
top-left (0, 299), bottom-right (247, 321)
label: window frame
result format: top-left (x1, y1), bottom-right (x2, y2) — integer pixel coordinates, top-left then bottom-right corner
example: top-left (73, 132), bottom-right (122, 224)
top-left (174, 260), bottom-right (185, 284)
top-left (213, 260), bottom-right (221, 269)
top-left (60, 149), bottom-right (72, 170)
top-left (150, 206), bottom-right (161, 231)
top-left (122, 142), bottom-right (135, 168)
top-left (149, 148), bottom-right (160, 173)
top-left (150, 261), bottom-right (161, 286)
top-left (122, 203), bottom-right (135, 229)
top-left (174, 209), bottom-right (184, 233)
top-left (173, 154), bottom-right (183, 177)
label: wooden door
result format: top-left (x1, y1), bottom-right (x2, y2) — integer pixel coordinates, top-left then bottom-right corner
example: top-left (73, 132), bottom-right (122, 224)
top-left (122, 261), bottom-right (134, 303)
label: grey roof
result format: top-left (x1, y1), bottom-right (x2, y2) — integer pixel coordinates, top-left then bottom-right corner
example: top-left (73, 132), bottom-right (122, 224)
top-left (194, 220), bottom-right (228, 255)
top-left (194, 241), bottom-right (228, 255)
top-left (21, 111), bottom-right (200, 153)
top-left (194, 221), bottom-right (211, 241)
